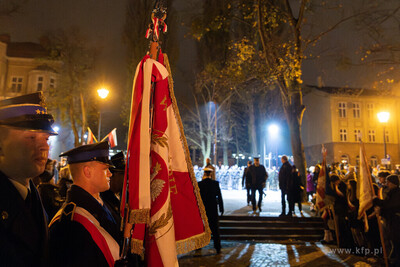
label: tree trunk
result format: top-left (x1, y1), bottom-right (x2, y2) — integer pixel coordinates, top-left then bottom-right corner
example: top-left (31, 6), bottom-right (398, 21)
top-left (223, 139), bottom-right (228, 166)
top-left (80, 91), bottom-right (86, 145)
top-left (69, 97), bottom-right (79, 147)
top-left (248, 99), bottom-right (258, 156)
top-left (284, 88), bottom-right (307, 200)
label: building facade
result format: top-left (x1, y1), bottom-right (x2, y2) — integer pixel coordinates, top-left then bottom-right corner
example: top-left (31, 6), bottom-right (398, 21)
top-left (302, 86), bottom-right (400, 168)
top-left (0, 34), bottom-right (61, 99)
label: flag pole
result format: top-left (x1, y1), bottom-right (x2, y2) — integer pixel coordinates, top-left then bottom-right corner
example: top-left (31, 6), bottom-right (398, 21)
top-left (361, 141), bottom-right (389, 267)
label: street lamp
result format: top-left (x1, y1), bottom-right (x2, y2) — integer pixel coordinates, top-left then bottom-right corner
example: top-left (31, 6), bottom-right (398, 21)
top-left (97, 88), bottom-right (109, 140)
top-left (268, 124), bottom-right (280, 168)
top-left (377, 111), bottom-right (390, 160)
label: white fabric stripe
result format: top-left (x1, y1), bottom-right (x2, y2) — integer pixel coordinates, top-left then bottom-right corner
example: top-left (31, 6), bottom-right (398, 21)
top-left (127, 60), bottom-right (143, 146)
top-left (166, 106), bottom-right (189, 173)
top-left (74, 207), bottom-right (120, 262)
top-left (139, 59), bottom-right (169, 209)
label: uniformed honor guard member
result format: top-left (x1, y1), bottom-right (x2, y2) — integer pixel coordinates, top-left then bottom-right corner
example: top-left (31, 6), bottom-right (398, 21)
top-left (198, 167), bottom-right (224, 254)
top-left (49, 141), bottom-right (122, 266)
top-left (0, 92), bottom-right (57, 266)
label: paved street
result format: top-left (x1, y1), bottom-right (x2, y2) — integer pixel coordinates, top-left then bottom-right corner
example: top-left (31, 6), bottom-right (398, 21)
top-left (178, 190), bottom-right (382, 266)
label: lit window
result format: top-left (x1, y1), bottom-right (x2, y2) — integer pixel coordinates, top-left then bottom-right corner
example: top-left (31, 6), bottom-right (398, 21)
top-left (37, 76), bottom-right (43, 91)
top-left (340, 128), bottom-right (347, 142)
top-left (354, 129), bottom-right (362, 141)
top-left (341, 155), bottom-right (349, 165)
top-left (370, 156), bottom-right (378, 167)
top-left (353, 103), bottom-right (361, 118)
top-left (367, 103), bottom-right (374, 119)
top-left (338, 102), bottom-right (347, 118)
top-left (10, 77), bottom-right (23, 92)
top-left (368, 130), bottom-right (376, 142)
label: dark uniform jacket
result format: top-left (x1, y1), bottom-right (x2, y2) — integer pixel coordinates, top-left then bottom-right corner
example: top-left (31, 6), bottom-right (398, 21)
top-left (38, 183), bottom-right (63, 220)
top-left (49, 185), bottom-right (122, 267)
top-left (242, 167), bottom-right (250, 188)
top-left (246, 165), bottom-right (268, 188)
top-left (374, 187), bottom-right (400, 241)
top-left (198, 178), bottom-right (224, 222)
top-left (0, 171), bottom-right (48, 267)
top-left (279, 161), bottom-right (292, 191)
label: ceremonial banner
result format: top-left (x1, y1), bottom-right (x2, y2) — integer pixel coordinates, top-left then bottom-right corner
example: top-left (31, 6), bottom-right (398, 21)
top-left (121, 53), bottom-right (210, 266)
top-left (357, 142), bottom-right (373, 231)
top-left (87, 127), bottom-right (97, 144)
top-left (104, 128), bottom-right (118, 148)
top-left (316, 147), bottom-right (327, 210)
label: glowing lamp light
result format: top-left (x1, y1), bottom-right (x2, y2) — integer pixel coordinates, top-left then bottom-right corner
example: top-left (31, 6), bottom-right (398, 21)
top-left (377, 112), bottom-right (390, 123)
top-left (268, 124), bottom-right (279, 136)
top-left (97, 88), bottom-right (109, 99)
top-left (53, 126), bottom-right (60, 132)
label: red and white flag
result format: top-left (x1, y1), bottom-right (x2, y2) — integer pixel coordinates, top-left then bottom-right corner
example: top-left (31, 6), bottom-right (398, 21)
top-left (105, 128), bottom-right (118, 148)
top-left (121, 53), bottom-right (210, 266)
top-left (316, 146), bottom-right (327, 211)
top-left (87, 127), bottom-right (97, 144)
top-left (357, 142), bottom-right (374, 231)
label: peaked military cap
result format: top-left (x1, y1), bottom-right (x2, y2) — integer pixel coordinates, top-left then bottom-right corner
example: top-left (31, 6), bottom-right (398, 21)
top-left (59, 141), bottom-right (114, 166)
top-left (0, 92), bottom-right (57, 134)
top-left (110, 151), bottom-right (125, 172)
top-left (203, 167), bottom-right (214, 172)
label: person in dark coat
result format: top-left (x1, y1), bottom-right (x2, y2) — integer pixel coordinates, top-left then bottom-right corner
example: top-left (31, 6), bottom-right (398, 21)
top-left (37, 159), bottom-right (64, 220)
top-left (49, 142), bottom-right (122, 266)
top-left (331, 174), bottom-right (354, 249)
top-left (0, 92), bottom-right (58, 266)
top-left (246, 157), bottom-right (268, 212)
top-left (288, 165), bottom-right (304, 216)
top-left (242, 161), bottom-right (252, 206)
top-left (198, 167), bottom-right (224, 254)
top-left (279, 155), bottom-right (292, 217)
top-left (373, 174), bottom-right (400, 266)
top-left (100, 151), bottom-right (125, 226)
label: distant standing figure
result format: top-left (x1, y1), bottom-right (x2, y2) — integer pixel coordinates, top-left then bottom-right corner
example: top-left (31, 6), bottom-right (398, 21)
top-left (246, 157), bottom-right (268, 213)
top-left (279, 155), bottom-right (292, 217)
top-left (288, 165), bottom-right (304, 217)
top-left (306, 170), bottom-right (315, 201)
top-left (37, 159), bottom-right (63, 220)
top-left (198, 168), bottom-right (224, 254)
top-left (242, 161), bottom-right (252, 206)
top-left (205, 158), bottom-right (216, 180)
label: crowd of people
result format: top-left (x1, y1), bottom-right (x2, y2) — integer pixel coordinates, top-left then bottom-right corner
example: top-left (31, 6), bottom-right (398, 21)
top-left (305, 161), bottom-right (400, 266)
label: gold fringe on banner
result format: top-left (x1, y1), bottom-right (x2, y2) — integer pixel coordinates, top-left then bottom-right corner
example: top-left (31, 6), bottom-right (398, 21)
top-left (130, 238), bottom-right (144, 258)
top-left (128, 208), bottom-right (150, 224)
top-left (163, 53), bottom-right (212, 254)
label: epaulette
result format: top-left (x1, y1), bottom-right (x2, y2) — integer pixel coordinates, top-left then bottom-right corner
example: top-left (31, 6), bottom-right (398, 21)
top-left (49, 202), bottom-right (77, 227)
top-left (60, 202), bottom-right (77, 222)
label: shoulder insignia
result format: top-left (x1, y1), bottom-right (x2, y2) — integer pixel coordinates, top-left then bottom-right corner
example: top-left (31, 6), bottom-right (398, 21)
top-left (61, 202), bottom-right (77, 222)
top-left (49, 202), bottom-right (77, 227)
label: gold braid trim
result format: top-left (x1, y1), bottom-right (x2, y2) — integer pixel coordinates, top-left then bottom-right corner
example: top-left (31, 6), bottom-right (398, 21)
top-left (130, 238), bottom-right (144, 259)
top-left (164, 53), bottom-right (212, 252)
top-left (176, 230), bottom-right (211, 255)
top-left (128, 208), bottom-right (150, 224)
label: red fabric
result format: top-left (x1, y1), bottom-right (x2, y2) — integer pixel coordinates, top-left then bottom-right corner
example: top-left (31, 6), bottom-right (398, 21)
top-left (73, 213), bottom-right (115, 267)
top-left (107, 128), bottom-right (117, 148)
top-left (316, 152), bottom-right (327, 209)
top-left (171, 171), bottom-right (207, 239)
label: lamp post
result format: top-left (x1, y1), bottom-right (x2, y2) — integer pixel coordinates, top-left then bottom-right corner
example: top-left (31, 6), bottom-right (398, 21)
top-left (377, 111), bottom-right (390, 160)
top-left (97, 88), bottom-right (109, 141)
